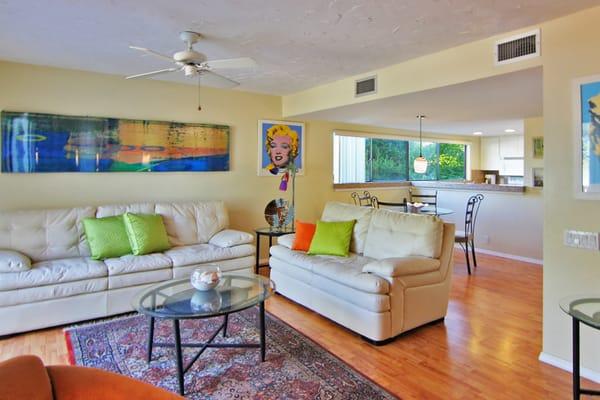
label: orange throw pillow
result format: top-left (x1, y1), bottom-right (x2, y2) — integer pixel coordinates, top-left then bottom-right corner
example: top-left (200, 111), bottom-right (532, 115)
top-left (292, 221), bottom-right (317, 251)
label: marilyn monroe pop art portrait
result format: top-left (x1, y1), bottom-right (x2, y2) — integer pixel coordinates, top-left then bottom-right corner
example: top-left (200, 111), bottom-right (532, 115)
top-left (257, 120), bottom-right (305, 176)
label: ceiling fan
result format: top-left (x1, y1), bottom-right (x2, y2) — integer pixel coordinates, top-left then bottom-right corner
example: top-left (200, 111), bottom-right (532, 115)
top-left (126, 31), bottom-right (256, 89)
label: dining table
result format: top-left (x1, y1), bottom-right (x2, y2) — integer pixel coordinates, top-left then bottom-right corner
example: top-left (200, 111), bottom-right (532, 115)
top-left (419, 206), bottom-right (454, 216)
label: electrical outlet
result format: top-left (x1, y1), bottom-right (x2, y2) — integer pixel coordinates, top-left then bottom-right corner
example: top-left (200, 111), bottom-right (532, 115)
top-left (564, 230), bottom-right (600, 250)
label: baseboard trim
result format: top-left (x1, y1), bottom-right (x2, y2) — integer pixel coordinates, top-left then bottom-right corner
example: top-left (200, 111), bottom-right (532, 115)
top-left (539, 351), bottom-right (600, 383)
top-left (454, 244), bottom-right (543, 265)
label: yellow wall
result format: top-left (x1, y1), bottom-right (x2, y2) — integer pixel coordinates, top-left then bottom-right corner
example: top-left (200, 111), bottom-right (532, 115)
top-left (541, 7), bottom-right (600, 374)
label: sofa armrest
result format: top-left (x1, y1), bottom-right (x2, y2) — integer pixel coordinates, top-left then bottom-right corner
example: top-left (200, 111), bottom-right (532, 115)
top-left (0, 250), bottom-right (31, 273)
top-left (0, 355), bottom-right (53, 400)
top-left (47, 364), bottom-right (184, 399)
top-left (363, 257), bottom-right (440, 277)
top-left (208, 229), bottom-right (254, 248)
top-left (275, 234), bottom-right (295, 249)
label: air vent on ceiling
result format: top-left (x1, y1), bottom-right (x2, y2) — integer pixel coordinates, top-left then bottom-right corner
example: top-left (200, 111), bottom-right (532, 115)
top-left (355, 75), bottom-right (377, 97)
top-left (495, 29), bottom-right (540, 65)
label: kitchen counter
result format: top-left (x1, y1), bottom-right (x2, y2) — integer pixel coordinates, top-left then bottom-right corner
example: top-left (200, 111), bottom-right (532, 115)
top-left (411, 181), bottom-right (525, 193)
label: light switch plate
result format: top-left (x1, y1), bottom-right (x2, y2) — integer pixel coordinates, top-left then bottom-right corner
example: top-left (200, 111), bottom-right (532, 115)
top-left (564, 230), bottom-right (600, 250)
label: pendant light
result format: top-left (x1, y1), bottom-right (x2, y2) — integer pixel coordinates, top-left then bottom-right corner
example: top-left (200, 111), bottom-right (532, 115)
top-left (413, 115), bottom-right (428, 174)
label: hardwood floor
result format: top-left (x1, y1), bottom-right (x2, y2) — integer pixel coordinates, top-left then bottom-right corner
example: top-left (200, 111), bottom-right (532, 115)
top-left (0, 253), bottom-right (595, 398)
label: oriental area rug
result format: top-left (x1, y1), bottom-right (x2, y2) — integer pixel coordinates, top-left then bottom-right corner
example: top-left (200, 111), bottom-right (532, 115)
top-left (64, 308), bottom-right (396, 399)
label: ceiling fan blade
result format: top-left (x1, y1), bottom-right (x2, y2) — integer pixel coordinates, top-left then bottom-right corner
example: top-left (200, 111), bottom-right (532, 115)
top-left (125, 67), bottom-right (180, 80)
top-left (129, 46), bottom-right (173, 62)
top-left (204, 57), bottom-right (257, 70)
top-left (199, 70), bottom-right (240, 88)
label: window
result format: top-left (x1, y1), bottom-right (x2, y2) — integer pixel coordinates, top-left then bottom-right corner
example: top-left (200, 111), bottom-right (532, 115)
top-left (334, 133), bottom-right (467, 184)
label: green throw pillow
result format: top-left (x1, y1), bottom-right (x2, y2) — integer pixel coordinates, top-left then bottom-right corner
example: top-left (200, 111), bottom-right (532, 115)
top-left (123, 212), bottom-right (171, 255)
top-left (307, 220), bottom-right (356, 257)
top-left (83, 215), bottom-right (132, 260)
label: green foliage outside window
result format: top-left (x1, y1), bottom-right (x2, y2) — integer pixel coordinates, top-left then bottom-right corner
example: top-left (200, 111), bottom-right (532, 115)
top-left (369, 139), bottom-right (408, 181)
top-left (335, 134), bottom-right (466, 183)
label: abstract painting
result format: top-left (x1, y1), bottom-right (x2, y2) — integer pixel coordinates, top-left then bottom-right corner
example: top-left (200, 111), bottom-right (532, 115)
top-left (1, 111), bottom-right (230, 173)
top-left (257, 120), bottom-right (304, 176)
top-left (574, 77), bottom-right (600, 197)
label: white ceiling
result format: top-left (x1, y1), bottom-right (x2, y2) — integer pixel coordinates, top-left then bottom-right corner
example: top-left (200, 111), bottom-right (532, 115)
top-left (294, 67), bottom-right (542, 136)
top-left (0, 0), bottom-right (598, 94)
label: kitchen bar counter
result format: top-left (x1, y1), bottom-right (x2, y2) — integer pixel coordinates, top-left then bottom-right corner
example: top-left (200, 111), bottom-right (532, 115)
top-left (411, 181), bottom-right (525, 193)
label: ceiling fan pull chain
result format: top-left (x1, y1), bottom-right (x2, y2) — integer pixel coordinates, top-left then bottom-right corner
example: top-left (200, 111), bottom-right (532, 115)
top-left (197, 75), bottom-right (202, 111)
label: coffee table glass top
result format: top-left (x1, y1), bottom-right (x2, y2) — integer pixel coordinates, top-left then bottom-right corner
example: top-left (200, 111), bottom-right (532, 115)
top-left (560, 295), bottom-right (600, 329)
top-left (133, 274), bottom-right (273, 319)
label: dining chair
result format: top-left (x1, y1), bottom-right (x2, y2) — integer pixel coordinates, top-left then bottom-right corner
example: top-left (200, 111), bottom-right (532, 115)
top-left (409, 189), bottom-right (438, 213)
top-left (371, 196), bottom-right (408, 212)
top-left (351, 191), bottom-right (373, 207)
top-left (455, 194), bottom-right (484, 275)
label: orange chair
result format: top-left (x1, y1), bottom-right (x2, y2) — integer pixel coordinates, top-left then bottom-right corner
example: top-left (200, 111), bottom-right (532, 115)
top-left (0, 355), bottom-right (183, 400)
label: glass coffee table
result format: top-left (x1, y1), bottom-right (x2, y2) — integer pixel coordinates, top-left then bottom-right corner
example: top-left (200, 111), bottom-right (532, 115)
top-left (133, 274), bottom-right (274, 396)
top-left (560, 295), bottom-right (600, 399)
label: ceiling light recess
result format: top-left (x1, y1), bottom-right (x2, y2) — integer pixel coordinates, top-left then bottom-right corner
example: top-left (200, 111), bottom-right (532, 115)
top-left (473, 131), bottom-right (483, 136)
top-left (504, 128), bottom-right (516, 133)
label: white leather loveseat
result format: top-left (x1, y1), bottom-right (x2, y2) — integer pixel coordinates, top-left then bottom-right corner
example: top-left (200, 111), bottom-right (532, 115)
top-left (269, 201), bottom-right (455, 343)
top-left (0, 200), bottom-right (255, 336)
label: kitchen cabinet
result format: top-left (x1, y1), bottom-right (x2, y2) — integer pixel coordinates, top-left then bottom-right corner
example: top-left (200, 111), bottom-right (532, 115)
top-left (499, 135), bottom-right (524, 158)
top-left (481, 137), bottom-right (501, 170)
top-left (480, 135), bottom-right (524, 176)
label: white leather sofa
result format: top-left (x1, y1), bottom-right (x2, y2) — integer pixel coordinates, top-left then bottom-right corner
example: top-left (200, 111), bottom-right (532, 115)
top-left (0, 201), bottom-right (255, 336)
top-left (269, 201), bottom-right (455, 343)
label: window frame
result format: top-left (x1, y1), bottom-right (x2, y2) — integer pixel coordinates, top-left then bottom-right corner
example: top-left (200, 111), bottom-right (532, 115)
top-left (333, 130), bottom-right (471, 186)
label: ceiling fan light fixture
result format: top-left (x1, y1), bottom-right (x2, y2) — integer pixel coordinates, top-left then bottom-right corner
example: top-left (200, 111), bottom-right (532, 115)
top-left (183, 65), bottom-right (198, 76)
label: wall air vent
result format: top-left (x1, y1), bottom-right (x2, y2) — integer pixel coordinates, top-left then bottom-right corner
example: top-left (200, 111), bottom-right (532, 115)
top-left (355, 75), bottom-right (377, 97)
top-left (495, 29), bottom-right (540, 65)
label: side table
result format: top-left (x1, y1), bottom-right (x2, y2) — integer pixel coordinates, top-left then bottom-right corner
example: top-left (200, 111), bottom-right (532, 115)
top-left (560, 296), bottom-right (600, 399)
top-left (254, 227), bottom-right (295, 274)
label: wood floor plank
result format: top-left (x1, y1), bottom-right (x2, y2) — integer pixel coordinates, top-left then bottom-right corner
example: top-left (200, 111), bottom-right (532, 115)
top-left (0, 253), bottom-right (596, 398)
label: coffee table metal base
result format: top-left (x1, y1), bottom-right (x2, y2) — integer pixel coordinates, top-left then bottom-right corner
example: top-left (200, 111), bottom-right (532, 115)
top-left (147, 301), bottom-right (266, 396)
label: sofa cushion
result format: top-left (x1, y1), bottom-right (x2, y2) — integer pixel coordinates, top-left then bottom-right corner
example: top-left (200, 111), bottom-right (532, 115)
top-left (363, 210), bottom-right (443, 259)
top-left (209, 229), bottom-right (253, 248)
top-left (363, 257), bottom-right (441, 277)
top-left (96, 203), bottom-right (155, 218)
top-left (155, 201), bottom-right (229, 246)
top-left (0, 258), bottom-right (107, 291)
top-left (0, 207), bottom-right (96, 262)
top-left (269, 245), bottom-right (388, 294)
top-left (291, 221), bottom-right (316, 251)
top-left (321, 202), bottom-right (374, 254)
top-left (308, 220), bottom-right (355, 257)
top-left (165, 243), bottom-right (255, 268)
top-left (104, 253), bottom-right (172, 276)
top-left (83, 215), bottom-right (132, 260)
top-left (276, 234), bottom-right (295, 249)
top-left (123, 213), bottom-right (171, 255)
top-left (0, 250), bottom-right (31, 272)
top-left (108, 268), bottom-right (172, 290)
top-left (0, 278), bottom-right (107, 307)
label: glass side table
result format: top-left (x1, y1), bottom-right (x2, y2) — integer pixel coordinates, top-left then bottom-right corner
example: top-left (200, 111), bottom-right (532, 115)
top-left (254, 227), bottom-right (295, 274)
top-left (560, 296), bottom-right (600, 399)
